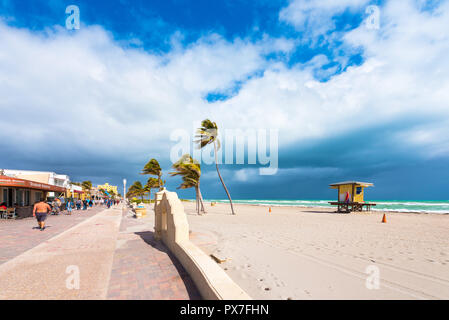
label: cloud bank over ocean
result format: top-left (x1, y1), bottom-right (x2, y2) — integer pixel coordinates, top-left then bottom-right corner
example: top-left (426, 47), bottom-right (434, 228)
top-left (1, 0), bottom-right (448, 199)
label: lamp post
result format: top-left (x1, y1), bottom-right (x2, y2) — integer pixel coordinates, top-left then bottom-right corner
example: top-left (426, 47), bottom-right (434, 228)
top-left (123, 179), bottom-right (127, 201)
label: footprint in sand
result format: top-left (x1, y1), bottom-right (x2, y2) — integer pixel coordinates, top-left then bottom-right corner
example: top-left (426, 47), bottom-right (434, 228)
top-left (275, 280), bottom-right (285, 287)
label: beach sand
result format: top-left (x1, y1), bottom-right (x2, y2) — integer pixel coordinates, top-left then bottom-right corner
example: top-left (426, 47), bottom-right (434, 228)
top-left (183, 202), bottom-right (449, 300)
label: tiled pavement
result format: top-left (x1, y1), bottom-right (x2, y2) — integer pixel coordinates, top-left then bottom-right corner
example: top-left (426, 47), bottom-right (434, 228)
top-left (0, 206), bottom-right (105, 265)
top-left (0, 204), bottom-right (201, 300)
top-left (107, 207), bottom-right (201, 300)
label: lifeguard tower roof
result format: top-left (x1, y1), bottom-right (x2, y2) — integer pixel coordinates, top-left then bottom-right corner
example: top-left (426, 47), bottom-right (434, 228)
top-left (329, 181), bottom-right (374, 188)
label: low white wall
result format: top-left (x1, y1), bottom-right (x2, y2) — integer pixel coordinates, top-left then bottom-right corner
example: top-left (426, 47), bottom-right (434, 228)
top-left (154, 189), bottom-right (251, 300)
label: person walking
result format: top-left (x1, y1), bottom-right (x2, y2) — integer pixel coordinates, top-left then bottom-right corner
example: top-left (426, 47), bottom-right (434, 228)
top-left (83, 199), bottom-right (88, 210)
top-left (89, 199), bottom-right (93, 208)
top-left (33, 198), bottom-right (51, 231)
top-left (66, 199), bottom-right (73, 215)
top-left (76, 199), bottom-right (81, 210)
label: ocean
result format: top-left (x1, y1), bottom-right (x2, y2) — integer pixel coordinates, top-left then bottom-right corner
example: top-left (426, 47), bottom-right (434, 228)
top-left (205, 199), bottom-right (449, 214)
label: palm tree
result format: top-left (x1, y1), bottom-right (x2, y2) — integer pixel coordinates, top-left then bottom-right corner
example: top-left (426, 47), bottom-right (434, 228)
top-left (144, 177), bottom-right (161, 203)
top-left (109, 189), bottom-right (116, 200)
top-left (170, 154), bottom-right (205, 215)
top-left (81, 181), bottom-right (92, 197)
top-left (142, 159), bottom-right (164, 190)
top-left (128, 181), bottom-right (145, 202)
top-left (195, 119), bottom-right (235, 215)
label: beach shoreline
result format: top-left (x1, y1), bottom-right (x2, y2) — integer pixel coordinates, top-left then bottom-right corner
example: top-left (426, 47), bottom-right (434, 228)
top-left (195, 200), bottom-right (449, 215)
top-left (184, 202), bottom-right (449, 300)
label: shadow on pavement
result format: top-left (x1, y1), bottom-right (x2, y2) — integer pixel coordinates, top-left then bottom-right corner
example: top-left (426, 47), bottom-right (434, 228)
top-left (135, 230), bottom-right (202, 300)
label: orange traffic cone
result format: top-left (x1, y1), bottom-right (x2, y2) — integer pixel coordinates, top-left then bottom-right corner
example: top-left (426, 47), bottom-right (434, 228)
top-left (269, 207), bottom-right (272, 213)
top-left (382, 214), bottom-right (387, 223)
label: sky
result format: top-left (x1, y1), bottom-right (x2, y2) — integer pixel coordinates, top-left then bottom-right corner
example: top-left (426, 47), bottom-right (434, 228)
top-left (0, 0), bottom-right (448, 200)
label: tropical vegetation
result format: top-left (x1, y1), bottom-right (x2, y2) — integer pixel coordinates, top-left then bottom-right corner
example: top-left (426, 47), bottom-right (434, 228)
top-left (195, 119), bottom-right (235, 215)
top-left (170, 154), bottom-right (205, 215)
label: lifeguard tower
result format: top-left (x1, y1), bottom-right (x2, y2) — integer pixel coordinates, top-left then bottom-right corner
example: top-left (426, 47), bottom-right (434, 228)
top-left (328, 181), bottom-right (376, 213)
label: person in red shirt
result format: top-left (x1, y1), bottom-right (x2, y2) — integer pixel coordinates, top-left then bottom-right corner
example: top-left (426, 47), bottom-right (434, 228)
top-left (0, 202), bottom-right (7, 210)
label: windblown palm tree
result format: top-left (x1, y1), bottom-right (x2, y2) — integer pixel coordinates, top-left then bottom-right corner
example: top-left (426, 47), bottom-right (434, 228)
top-left (142, 159), bottom-right (164, 190)
top-left (81, 181), bottom-right (92, 197)
top-left (195, 119), bottom-right (235, 215)
top-left (127, 181), bottom-right (145, 202)
top-left (170, 154), bottom-right (205, 215)
top-left (144, 177), bottom-right (161, 203)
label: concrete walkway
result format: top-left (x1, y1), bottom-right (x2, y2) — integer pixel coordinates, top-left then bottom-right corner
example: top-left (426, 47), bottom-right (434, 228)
top-left (0, 207), bottom-right (102, 265)
top-left (107, 207), bottom-right (201, 300)
top-left (0, 205), bottom-right (201, 300)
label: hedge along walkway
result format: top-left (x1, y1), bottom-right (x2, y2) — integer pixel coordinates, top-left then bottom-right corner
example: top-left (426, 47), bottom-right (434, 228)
top-left (0, 205), bottom-right (201, 300)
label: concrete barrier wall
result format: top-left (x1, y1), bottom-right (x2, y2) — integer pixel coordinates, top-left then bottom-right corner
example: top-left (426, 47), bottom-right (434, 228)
top-left (154, 189), bottom-right (251, 300)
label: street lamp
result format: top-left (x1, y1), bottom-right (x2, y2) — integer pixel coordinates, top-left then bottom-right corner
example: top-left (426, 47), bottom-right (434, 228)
top-left (123, 179), bottom-right (127, 201)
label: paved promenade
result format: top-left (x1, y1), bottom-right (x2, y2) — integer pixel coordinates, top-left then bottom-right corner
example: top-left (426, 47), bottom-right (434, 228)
top-left (0, 205), bottom-right (201, 300)
top-left (0, 207), bottom-right (103, 265)
top-left (107, 208), bottom-right (201, 300)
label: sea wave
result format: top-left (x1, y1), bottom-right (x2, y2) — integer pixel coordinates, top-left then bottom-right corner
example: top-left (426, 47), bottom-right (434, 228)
top-left (204, 199), bottom-right (449, 214)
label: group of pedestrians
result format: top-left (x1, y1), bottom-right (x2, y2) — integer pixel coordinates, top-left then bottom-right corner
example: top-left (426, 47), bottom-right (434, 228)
top-left (105, 198), bottom-right (120, 209)
top-left (32, 197), bottom-right (120, 231)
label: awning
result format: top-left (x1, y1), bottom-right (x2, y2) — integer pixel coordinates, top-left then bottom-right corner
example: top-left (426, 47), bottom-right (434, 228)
top-left (0, 175), bottom-right (67, 193)
top-left (73, 190), bottom-right (84, 194)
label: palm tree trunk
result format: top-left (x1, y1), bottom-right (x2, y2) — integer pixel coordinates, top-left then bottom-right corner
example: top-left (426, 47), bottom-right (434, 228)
top-left (195, 186), bottom-right (204, 215)
top-left (195, 190), bottom-right (200, 215)
top-left (198, 183), bottom-right (206, 213)
top-left (213, 141), bottom-right (235, 215)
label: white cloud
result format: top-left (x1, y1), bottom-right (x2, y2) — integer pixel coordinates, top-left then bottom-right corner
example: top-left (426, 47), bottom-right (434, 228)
top-left (0, 22), bottom-right (293, 163)
top-left (279, 0), bottom-right (371, 39)
top-left (1, 0), bottom-right (449, 173)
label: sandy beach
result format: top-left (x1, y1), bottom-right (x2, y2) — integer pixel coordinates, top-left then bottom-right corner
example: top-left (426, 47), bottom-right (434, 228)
top-left (182, 202), bottom-right (449, 300)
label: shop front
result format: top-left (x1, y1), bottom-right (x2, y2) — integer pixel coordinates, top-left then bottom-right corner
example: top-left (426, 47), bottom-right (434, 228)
top-left (0, 175), bottom-right (67, 219)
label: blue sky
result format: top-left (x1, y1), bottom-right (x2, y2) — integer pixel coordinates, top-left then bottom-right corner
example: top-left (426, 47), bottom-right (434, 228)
top-left (0, 0), bottom-right (448, 200)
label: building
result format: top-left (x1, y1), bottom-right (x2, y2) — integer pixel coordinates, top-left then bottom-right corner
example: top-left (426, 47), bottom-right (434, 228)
top-left (2, 170), bottom-right (71, 198)
top-left (329, 181), bottom-right (374, 202)
top-left (0, 174), bottom-right (66, 218)
top-left (66, 184), bottom-right (84, 200)
top-left (97, 183), bottom-right (118, 195)
top-left (328, 181), bottom-right (376, 213)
